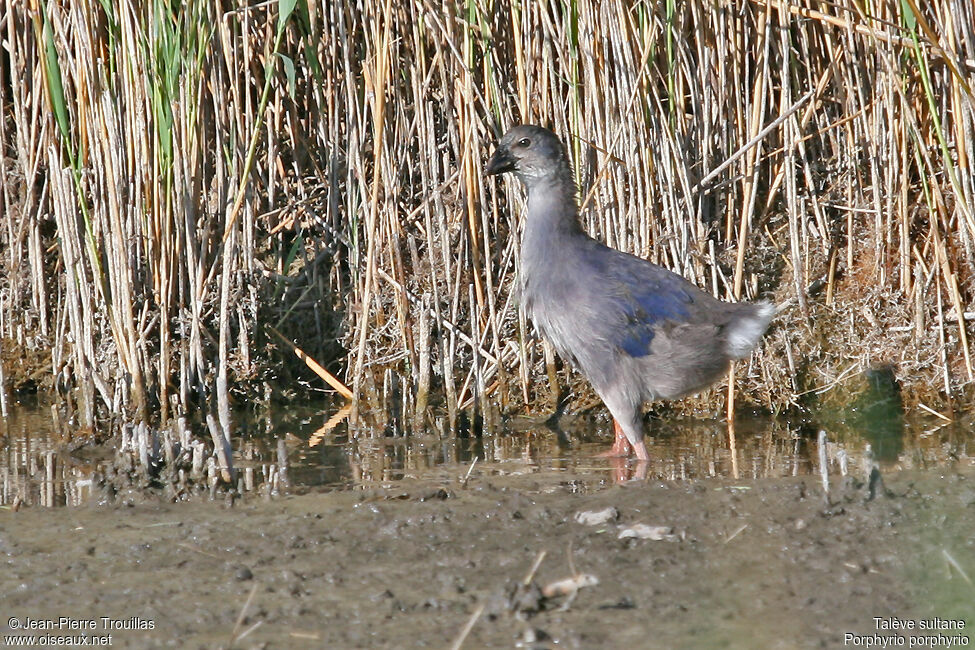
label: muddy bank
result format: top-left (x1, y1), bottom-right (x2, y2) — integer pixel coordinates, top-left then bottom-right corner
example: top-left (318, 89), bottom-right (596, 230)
top-left (2, 466), bottom-right (973, 649)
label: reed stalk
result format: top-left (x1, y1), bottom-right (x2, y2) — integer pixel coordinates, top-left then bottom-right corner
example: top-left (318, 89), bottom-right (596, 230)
top-left (0, 0), bottom-right (972, 451)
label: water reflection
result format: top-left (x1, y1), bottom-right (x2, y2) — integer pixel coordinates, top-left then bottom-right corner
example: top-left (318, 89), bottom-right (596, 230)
top-left (1, 399), bottom-right (97, 507)
top-left (844, 366), bottom-right (906, 462)
top-left (0, 396), bottom-right (969, 508)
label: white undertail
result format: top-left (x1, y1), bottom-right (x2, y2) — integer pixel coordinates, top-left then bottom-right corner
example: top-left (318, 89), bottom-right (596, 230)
top-left (726, 301), bottom-right (775, 358)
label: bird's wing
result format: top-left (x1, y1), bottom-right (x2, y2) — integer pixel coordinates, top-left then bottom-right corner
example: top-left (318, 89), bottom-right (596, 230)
top-left (597, 251), bottom-right (706, 358)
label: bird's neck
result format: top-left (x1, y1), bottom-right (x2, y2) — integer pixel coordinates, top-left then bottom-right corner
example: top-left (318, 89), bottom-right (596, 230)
top-left (523, 174), bottom-right (584, 244)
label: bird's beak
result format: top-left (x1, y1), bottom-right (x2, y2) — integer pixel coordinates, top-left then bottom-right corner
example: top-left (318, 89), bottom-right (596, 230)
top-left (484, 146), bottom-right (515, 176)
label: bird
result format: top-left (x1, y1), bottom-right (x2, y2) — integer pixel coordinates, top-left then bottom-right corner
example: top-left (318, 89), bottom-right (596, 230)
top-left (485, 125), bottom-right (773, 462)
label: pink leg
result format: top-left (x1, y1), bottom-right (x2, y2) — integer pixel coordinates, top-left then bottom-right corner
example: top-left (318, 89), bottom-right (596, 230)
top-left (597, 419), bottom-right (633, 457)
top-left (600, 420), bottom-right (651, 483)
top-left (632, 438), bottom-right (650, 461)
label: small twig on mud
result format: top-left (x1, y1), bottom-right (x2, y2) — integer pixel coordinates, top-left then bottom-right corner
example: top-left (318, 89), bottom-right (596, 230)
top-left (523, 551), bottom-right (547, 585)
top-left (229, 582), bottom-right (260, 648)
top-left (943, 549), bottom-right (973, 586)
top-left (724, 524), bottom-right (748, 544)
top-left (137, 521), bottom-right (182, 528)
top-left (448, 603), bottom-right (485, 650)
top-left (232, 620), bottom-right (262, 645)
top-left (460, 457), bottom-right (478, 487)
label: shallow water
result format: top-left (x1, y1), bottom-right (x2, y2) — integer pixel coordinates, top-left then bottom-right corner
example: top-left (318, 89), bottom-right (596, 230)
top-left (0, 394), bottom-right (967, 507)
top-left (2, 397), bottom-right (973, 648)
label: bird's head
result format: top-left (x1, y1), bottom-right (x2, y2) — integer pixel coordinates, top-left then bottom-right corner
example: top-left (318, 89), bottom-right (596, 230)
top-left (484, 125), bottom-right (569, 187)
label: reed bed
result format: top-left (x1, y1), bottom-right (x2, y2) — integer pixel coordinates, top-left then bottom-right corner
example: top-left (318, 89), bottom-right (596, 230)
top-left (0, 0), bottom-right (973, 446)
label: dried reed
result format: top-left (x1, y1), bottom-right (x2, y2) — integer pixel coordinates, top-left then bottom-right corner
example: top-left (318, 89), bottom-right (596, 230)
top-left (0, 0), bottom-right (972, 449)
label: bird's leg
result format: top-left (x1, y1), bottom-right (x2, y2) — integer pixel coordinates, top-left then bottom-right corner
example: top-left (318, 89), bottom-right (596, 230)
top-left (598, 419), bottom-right (652, 482)
top-left (597, 419), bottom-right (633, 458)
top-left (632, 439), bottom-right (650, 461)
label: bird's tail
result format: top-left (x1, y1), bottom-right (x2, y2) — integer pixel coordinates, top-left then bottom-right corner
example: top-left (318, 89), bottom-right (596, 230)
top-left (725, 301), bottom-right (774, 358)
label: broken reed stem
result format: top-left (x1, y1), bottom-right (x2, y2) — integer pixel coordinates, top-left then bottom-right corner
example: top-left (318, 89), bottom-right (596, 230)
top-left (0, 336), bottom-right (7, 418)
top-left (694, 89), bottom-right (814, 194)
top-left (523, 550), bottom-right (547, 585)
top-left (229, 582), bottom-right (260, 647)
top-left (818, 430), bottom-right (829, 500)
top-left (351, 0), bottom-right (395, 419)
top-left (448, 603), bottom-right (485, 650)
top-left (268, 326), bottom-right (353, 400)
top-left (727, 405), bottom-right (740, 481)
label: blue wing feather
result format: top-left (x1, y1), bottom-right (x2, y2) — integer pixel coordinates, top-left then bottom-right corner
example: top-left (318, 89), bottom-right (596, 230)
top-left (611, 261), bottom-right (695, 358)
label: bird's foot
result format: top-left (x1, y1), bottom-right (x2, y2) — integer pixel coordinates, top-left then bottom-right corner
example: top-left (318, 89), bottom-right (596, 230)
top-left (596, 419), bottom-right (633, 457)
top-left (598, 420), bottom-right (650, 482)
top-left (596, 440), bottom-right (632, 458)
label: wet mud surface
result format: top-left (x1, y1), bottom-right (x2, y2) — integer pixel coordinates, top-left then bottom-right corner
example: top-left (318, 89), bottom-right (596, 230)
top-left (3, 465), bottom-right (974, 649)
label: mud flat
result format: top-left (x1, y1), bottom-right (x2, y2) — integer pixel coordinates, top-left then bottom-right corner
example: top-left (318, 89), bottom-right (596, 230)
top-left (2, 466), bottom-right (973, 649)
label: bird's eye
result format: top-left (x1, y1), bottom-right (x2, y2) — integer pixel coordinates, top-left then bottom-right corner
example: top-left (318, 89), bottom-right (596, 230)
top-left (517, 138), bottom-right (531, 148)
